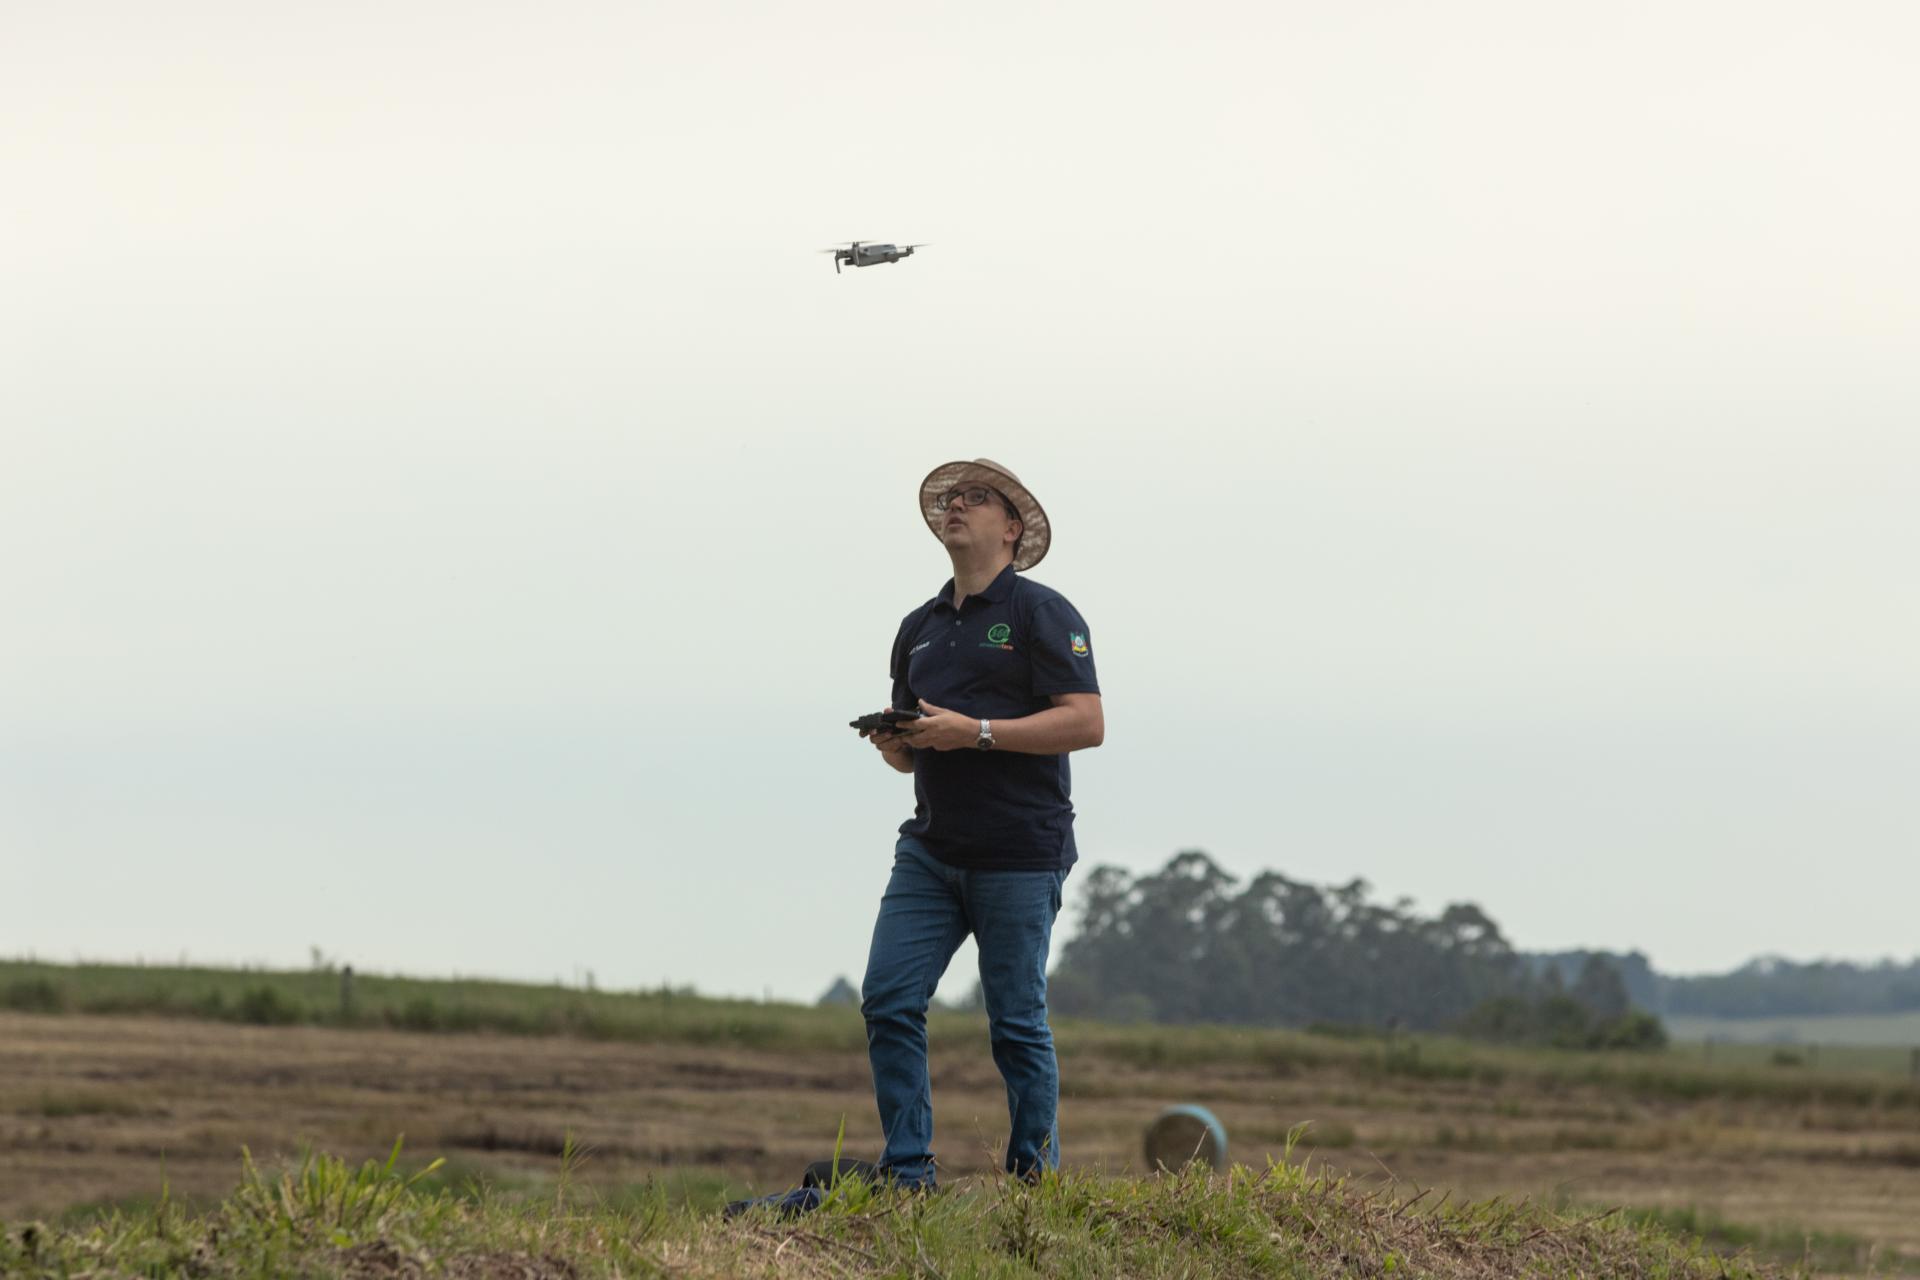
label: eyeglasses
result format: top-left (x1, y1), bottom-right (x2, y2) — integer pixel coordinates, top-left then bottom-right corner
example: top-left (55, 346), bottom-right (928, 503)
top-left (934, 486), bottom-right (999, 512)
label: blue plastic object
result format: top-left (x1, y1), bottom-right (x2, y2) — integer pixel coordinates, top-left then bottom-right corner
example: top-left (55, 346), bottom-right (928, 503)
top-left (1144, 1103), bottom-right (1228, 1171)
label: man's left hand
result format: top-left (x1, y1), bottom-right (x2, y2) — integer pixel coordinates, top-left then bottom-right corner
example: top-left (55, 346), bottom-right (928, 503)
top-left (900, 699), bottom-right (981, 752)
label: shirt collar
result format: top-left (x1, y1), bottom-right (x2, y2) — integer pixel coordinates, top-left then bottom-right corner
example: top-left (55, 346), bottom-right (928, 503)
top-left (933, 562), bottom-right (1018, 610)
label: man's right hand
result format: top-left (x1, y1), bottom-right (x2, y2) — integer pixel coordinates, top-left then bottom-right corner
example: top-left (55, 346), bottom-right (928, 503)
top-left (862, 708), bottom-right (915, 770)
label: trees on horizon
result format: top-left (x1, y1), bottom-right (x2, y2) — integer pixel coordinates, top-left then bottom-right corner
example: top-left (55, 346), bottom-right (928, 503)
top-left (1047, 849), bottom-right (1662, 1047)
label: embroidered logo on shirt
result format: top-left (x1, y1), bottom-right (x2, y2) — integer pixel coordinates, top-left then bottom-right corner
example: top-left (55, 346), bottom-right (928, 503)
top-left (909, 640), bottom-right (932, 655)
top-left (1070, 631), bottom-right (1090, 656)
top-left (987, 623), bottom-right (1012, 644)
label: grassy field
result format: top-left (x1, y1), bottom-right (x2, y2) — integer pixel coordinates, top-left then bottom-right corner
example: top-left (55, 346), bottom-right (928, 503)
top-left (1, 1139), bottom-right (1798, 1279)
top-left (9, 959), bottom-right (1920, 1109)
top-left (6, 961), bottom-right (1920, 1275)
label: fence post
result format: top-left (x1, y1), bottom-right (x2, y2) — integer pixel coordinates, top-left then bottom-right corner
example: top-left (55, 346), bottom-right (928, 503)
top-left (339, 965), bottom-right (355, 1020)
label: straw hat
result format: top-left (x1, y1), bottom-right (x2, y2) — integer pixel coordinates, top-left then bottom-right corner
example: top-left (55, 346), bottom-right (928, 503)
top-left (917, 458), bottom-right (1051, 571)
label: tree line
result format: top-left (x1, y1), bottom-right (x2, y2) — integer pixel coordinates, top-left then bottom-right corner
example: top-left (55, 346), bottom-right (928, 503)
top-left (1046, 850), bottom-right (1664, 1049)
top-left (1663, 956), bottom-right (1920, 1017)
top-left (1522, 950), bottom-right (1920, 1018)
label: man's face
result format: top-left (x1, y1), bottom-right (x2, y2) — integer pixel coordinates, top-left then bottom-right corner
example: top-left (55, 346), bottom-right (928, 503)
top-left (938, 484), bottom-right (1021, 557)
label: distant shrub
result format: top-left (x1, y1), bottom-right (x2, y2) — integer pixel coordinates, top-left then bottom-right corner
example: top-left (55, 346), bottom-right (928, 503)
top-left (396, 998), bottom-right (442, 1031)
top-left (1598, 1011), bottom-right (1669, 1051)
top-left (1457, 996), bottom-right (1668, 1052)
top-left (3, 977), bottom-right (65, 1013)
top-left (1304, 1021), bottom-right (1381, 1041)
top-left (1540, 996), bottom-right (1607, 1048)
top-left (1453, 996), bottom-right (1534, 1042)
top-left (440, 1004), bottom-right (488, 1033)
top-left (234, 985), bottom-right (302, 1026)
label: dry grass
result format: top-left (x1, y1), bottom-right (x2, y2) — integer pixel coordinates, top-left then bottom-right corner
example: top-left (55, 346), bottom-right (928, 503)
top-left (4, 1011), bottom-right (1918, 1273)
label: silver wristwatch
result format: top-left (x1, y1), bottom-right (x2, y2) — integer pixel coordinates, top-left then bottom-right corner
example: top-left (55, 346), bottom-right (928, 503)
top-left (975, 719), bottom-right (994, 750)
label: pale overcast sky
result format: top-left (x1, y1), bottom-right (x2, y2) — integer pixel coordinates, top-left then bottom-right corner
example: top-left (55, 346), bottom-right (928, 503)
top-left (4, 0), bottom-right (1915, 1003)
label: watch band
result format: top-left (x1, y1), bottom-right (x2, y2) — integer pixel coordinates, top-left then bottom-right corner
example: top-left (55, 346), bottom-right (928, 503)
top-left (976, 718), bottom-right (994, 750)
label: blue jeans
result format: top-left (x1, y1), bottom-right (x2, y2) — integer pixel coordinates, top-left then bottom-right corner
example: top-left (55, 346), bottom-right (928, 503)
top-left (860, 836), bottom-right (1068, 1188)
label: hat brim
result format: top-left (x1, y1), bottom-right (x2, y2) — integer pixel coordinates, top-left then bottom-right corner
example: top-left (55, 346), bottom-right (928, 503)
top-left (918, 460), bottom-right (1050, 572)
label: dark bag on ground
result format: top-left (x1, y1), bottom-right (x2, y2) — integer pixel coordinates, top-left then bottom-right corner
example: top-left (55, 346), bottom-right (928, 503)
top-left (803, 1158), bottom-right (877, 1188)
top-left (721, 1157), bottom-right (879, 1220)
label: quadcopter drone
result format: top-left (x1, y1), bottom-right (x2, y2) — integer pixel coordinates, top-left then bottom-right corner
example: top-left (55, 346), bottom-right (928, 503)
top-left (821, 241), bottom-right (926, 274)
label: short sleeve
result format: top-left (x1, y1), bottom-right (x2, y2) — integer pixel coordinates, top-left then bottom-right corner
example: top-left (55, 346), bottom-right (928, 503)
top-left (888, 612), bottom-right (916, 711)
top-left (1027, 594), bottom-right (1100, 696)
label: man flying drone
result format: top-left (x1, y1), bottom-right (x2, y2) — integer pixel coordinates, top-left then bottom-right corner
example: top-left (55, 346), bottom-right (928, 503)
top-left (854, 459), bottom-right (1103, 1191)
top-left (822, 241), bottom-right (927, 273)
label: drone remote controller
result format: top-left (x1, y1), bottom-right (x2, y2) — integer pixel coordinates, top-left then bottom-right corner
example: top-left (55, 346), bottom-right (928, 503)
top-left (851, 709), bottom-right (923, 734)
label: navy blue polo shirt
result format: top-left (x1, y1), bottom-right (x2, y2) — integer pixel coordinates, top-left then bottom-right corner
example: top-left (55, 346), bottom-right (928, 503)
top-left (889, 563), bottom-right (1100, 871)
